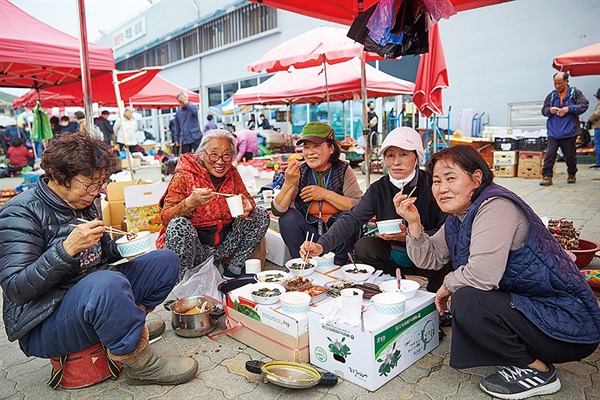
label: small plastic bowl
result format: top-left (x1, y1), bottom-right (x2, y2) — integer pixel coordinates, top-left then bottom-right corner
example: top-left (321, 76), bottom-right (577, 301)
top-left (285, 258), bottom-right (316, 276)
top-left (570, 239), bottom-right (600, 268)
top-left (380, 279), bottom-right (420, 299)
top-left (255, 270), bottom-right (289, 284)
top-left (116, 231), bottom-right (152, 260)
top-left (312, 252), bottom-right (335, 272)
top-left (342, 264), bottom-right (375, 282)
top-left (376, 219), bottom-right (403, 235)
top-left (280, 292), bottom-right (311, 314)
top-left (372, 292), bottom-right (407, 317)
top-left (250, 283), bottom-right (286, 305)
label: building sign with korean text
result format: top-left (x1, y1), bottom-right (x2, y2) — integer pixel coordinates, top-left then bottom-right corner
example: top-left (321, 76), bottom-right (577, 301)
top-left (113, 18), bottom-right (146, 50)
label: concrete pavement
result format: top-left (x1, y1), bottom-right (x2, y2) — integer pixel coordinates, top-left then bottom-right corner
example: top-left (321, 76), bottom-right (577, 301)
top-left (0, 162), bottom-right (599, 399)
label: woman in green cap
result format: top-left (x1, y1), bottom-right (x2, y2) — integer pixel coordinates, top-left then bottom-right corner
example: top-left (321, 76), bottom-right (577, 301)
top-left (272, 122), bottom-right (362, 265)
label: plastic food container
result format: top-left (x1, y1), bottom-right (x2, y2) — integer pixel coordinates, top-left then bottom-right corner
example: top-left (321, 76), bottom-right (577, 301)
top-left (280, 292), bottom-right (311, 315)
top-left (376, 219), bottom-right (403, 235)
top-left (342, 264), bottom-right (375, 282)
top-left (372, 292), bottom-right (407, 317)
top-left (285, 258), bottom-right (316, 276)
top-left (282, 276), bottom-right (313, 292)
top-left (298, 285), bottom-right (329, 305)
top-left (312, 252), bottom-right (335, 272)
top-left (380, 279), bottom-right (420, 299)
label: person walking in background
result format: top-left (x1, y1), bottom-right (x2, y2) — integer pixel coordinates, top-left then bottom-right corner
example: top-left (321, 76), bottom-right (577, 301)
top-left (114, 107), bottom-right (139, 154)
top-left (367, 100), bottom-right (379, 144)
top-left (204, 114), bottom-right (217, 133)
top-left (588, 89), bottom-right (600, 169)
top-left (540, 72), bottom-right (589, 185)
top-left (257, 114), bottom-right (271, 130)
top-left (233, 129), bottom-right (258, 162)
top-left (247, 114), bottom-right (256, 130)
top-left (169, 116), bottom-right (179, 156)
top-left (94, 110), bottom-right (114, 145)
top-left (174, 92), bottom-right (202, 154)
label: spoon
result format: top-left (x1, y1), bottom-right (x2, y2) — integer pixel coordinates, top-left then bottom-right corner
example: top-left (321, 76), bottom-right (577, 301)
top-left (347, 252), bottom-right (358, 271)
top-left (367, 270), bottom-right (383, 284)
top-left (396, 268), bottom-right (402, 291)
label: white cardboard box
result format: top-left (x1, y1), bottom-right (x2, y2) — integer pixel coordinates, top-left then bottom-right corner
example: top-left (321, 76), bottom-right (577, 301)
top-left (493, 150), bottom-right (518, 165)
top-left (308, 291), bottom-right (439, 391)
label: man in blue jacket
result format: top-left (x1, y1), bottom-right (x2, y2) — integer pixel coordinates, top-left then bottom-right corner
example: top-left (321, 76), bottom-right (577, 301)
top-left (540, 72), bottom-right (588, 186)
top-left (174, 92), bottom-right (202, 154)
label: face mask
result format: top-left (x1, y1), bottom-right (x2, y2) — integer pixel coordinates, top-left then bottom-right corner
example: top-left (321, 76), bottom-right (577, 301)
top-left (389, 168), bottom-right (416, 190)
top-left (60, 122), bottom-right (69, 126)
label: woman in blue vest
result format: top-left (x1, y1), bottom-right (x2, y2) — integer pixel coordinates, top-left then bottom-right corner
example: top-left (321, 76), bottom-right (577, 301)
top-left (394, 145), bottom-right (600, 399)
top-left (272, 122), bottom-right (363, 266)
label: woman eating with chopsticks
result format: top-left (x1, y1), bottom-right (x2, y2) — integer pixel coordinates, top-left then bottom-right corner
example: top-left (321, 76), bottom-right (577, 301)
top-left (272, 122), bottom-right (363, 266)
top-left (300, 127), bottom-right (448, 292)
top-left (157, 129), bottom-right (269, 278)
top-left (0, 133), bottom-right (197, 387)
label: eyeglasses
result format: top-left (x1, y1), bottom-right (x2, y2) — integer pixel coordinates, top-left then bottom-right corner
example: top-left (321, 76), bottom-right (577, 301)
top-left (73, 176), bottom-right (110, 194)
top-left (206, 153), bottom-right (233, 162)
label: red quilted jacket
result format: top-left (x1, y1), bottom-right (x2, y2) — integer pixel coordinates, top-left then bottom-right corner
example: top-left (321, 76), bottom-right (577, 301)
top-left (156, 153), bottom-right (254, 248)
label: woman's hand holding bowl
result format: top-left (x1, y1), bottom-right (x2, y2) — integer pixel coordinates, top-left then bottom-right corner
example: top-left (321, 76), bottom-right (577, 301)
top-left (240, 195), bottom-right (254, 218)
top-left (64, 219), bottom-right (106, 257)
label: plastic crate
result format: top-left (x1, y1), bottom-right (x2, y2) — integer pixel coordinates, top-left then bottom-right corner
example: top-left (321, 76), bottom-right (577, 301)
top-left (494, 137), bottom-right (519, 151)
top-left (518, 137), bottom-right (547, 151)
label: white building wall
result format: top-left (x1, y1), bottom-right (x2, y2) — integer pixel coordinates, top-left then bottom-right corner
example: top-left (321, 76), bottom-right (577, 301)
top-left (440, 0), bottom-right (600, 130)
top-left (96, 0), bottom-right (600, 132)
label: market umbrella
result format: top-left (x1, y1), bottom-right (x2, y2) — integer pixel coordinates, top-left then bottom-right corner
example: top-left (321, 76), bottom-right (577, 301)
top-left (249, 0), bottom-right (513, 25)
top-left (412, 23), bottom-right (449, 118)
top-left (235, 58), bottom-right (414, 105)
top-left (124, 75), bottom-right (200, 109)
top-left (0, 0), bottom-right (115, 89)
top-left (13, 68), bottom-right (163, 109)
top-left (552, 42), bottom-right (600, 77)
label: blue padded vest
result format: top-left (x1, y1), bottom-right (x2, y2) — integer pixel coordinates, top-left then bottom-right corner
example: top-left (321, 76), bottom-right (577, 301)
top-left (445, 183), bottom-right (600, 344)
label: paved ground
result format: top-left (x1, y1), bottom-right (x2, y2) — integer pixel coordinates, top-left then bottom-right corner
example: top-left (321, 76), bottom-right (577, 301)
top-left (0, 162), bottom-right (599, 399)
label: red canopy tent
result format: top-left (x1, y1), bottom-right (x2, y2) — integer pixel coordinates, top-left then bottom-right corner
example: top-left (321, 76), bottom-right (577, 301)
top-left (235, 57), bottom-right (414, 105)
top-left (0, 0), bottom-right (115, 89)
top-left (13, 68), bottom-right (163, 109)
top-left (552, 42), bottom-right (600, 77)
top-left (249, 0), bottom-right (512, 26)
top-left (124, 75), bottom-right (200, 109)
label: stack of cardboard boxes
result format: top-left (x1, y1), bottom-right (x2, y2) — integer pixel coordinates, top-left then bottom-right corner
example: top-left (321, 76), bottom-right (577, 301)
top-left (492, 150), bottom-right (518, 177)
top-left (517, 151), bottom-right (544, 179)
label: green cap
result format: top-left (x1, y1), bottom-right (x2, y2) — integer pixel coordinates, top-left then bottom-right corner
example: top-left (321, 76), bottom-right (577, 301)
top-left (297, 122), bottom-right (334, 145)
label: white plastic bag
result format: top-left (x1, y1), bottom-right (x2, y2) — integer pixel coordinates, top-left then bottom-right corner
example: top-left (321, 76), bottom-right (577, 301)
top-left (172, 256), bottom-right (225, 301)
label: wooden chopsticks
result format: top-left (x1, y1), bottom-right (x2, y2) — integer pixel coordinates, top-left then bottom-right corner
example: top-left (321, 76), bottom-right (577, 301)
top-left (299, 232), bottom-right (314, 279)
top-left (74, 218), bottom-right (129, 236)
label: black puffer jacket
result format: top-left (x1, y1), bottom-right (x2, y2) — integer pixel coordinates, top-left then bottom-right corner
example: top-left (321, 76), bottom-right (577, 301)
top-left (0, 177), bottom-right (121, 341)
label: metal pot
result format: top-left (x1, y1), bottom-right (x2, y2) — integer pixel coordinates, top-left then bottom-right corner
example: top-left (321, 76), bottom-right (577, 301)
top-left (245, 360), bottom-right (338, 389)
top-left (163, 296), bottom-right (223, 338)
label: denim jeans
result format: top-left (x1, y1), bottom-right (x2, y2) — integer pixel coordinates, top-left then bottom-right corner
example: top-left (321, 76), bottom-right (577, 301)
top-left (594, 128), bottom-right (600, 166)
top-left (279, 208), bottom-right (358, 266)
top-left (19, 249), bottom-right (179, 358)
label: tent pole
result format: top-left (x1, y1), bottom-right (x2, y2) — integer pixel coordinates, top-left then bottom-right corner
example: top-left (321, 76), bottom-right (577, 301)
top-left (112, 70), bottom-right (135, 181)
top-left (342, 101), bottom-right (347, 138)
top-left (361, 51), bottom-right (370, 187)
top-left (76, 0), bottom-right (94, 134)
top-left (324, 61), bottom-right (330, 125)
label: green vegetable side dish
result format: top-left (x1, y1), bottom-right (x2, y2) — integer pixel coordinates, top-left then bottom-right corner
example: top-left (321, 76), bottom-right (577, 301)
top-left (345, 267), bottom-right (368, 274)
top-left (251, 287), bottom-right (282, 297)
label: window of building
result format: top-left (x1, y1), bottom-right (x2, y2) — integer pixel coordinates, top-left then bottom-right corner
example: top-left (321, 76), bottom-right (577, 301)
top-left (208, 86), bottom-right (222, 107)
top-left (222, 82), bottom-right (238, 103)
top-left (115, 3), bottom-right (277, 70)
top-left (240, 78), bottom-right (257, 89)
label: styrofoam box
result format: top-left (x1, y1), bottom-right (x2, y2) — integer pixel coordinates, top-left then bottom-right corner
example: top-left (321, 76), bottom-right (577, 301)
top-left (266, 228), bottom-right (292, 266)
top-left (308, 291), bottom-right (439, 391)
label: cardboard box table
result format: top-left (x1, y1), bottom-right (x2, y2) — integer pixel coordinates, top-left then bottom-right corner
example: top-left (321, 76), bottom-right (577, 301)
top-left (308, 291), bottom-right (439, 391)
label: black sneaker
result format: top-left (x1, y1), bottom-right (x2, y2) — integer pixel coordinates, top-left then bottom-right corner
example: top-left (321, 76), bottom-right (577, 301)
top-left (479, 364), bottom-right (561, 399)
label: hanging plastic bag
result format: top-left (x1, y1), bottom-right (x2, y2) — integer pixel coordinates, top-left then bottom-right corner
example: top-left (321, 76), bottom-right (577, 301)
top-left (172, 256), bottom-right (225, 300)
top-left (422, 0), bottom-right (456, 22)
top-left (366, 0), bottom-right (397, 46)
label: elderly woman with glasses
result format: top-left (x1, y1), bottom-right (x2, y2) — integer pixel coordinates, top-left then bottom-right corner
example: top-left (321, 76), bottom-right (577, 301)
top-left (0, 133), bottom-right (198, 386)
top-left (157, 129), bottom-right (269, 278)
